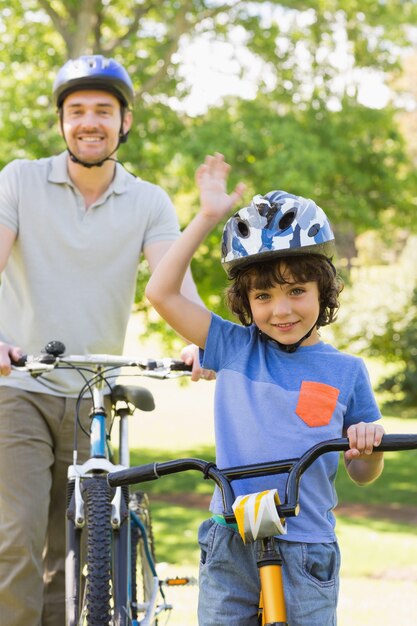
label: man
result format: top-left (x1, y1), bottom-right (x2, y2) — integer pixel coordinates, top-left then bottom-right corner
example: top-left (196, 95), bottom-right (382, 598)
top-left (0, 54), bottom-right (208, 626)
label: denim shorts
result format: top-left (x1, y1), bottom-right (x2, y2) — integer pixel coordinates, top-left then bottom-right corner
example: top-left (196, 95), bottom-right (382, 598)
top-left (197, 517), bottom-right (340, 626)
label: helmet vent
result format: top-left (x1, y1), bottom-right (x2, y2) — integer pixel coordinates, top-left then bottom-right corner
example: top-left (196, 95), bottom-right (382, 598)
top-left (236, 220), bottom-right (250, 238)
top-left (279, 210), bottom-right (296, 231)
top-left (308, 223), bottom-right (320, 237)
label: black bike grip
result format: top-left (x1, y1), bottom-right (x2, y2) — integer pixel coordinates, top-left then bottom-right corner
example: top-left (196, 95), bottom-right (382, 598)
top-left (378, 433), bottom-right (417, 451)
top-left (10, 354), bottom-right (28, 367)
top-left (107, 463), bottom-right (159, 487)
top-left (169, 360), bottom-right (192, 371)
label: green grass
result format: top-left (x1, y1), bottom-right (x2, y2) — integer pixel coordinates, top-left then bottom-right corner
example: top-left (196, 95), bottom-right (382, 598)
top-left (130, 445), bottom-right (215, 498)
top-left (150, 502), bottom-right (205, 564)
top-left (335, 449), bottom-right (417, 507)
top-left (129, 445), bottom-right (215, 564)
top-left (335, 415), bottom-right (417, 508)
top-left (337, 516), bottom-right (417, 577)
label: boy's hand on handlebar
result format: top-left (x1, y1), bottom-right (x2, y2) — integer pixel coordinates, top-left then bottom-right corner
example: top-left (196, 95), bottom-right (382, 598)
top-left (344, 422), bottom-right (385, 460)
top-left (0, 342), bottom-right (24, 376)
top-left (180, 344), bottom-right (216, 382)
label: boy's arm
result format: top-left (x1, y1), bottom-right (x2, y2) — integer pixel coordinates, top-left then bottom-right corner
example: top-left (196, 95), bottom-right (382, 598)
top-left (343, 421), bottom-right (385, 485)
top-left (145, 153), bottom-right (245, 349)
top-left (145, 240), bottom-right (213, 380)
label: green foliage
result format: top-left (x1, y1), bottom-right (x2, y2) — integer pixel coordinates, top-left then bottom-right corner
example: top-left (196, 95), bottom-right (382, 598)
top-left (0, 0), bottom-right (416, 168)
top-left (144, 95), bottom-right (416, 334)
top-left (2, 0), bottom-right (417, 359)
top-left (177, 95), bottom-right (415, 230)
top-left (328, 233), bottom-right (417, 407)
top-left (368, 288), bottom-right (417, 406)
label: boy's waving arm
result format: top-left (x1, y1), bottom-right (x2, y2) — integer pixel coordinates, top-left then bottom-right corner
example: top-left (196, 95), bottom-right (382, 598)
top-left (145, 153), bottom-right (245, 350)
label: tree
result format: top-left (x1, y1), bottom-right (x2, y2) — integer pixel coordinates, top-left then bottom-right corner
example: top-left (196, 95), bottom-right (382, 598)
top-left (369, 286), bottom-right (417, 406)
top-left (139, 93), bottom-right (417, 321)
top-left (2, 0), bottom-right (417, 354)
top-left (1, 0), bottom-right (417, 167)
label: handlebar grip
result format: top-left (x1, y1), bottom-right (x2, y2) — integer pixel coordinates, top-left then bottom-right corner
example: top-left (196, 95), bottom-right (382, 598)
top-left (378, 433), bottom-right (417, 451)
top-left (169, 360), bottom-right (192, 371)
top-left (107, 463), bottom-right (159, 487)
top-left (10, 354), bottom-right (28, 367)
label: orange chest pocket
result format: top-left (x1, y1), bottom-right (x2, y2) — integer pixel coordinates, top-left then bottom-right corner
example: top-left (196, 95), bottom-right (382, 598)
top-left (295, 381), bottom-right (340, 427)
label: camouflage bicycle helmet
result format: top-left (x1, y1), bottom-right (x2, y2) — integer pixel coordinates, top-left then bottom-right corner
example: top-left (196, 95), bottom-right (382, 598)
top-left (221, 190), bottom-right (336, 275)
top-left (53, 55), bottom-right (134, 108)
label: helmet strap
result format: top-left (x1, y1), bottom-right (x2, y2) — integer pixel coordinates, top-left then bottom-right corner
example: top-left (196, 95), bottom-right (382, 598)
top-left (67, 142), bottom-right (119, 168)
top-left (259, 320), bottom-right (318, 353)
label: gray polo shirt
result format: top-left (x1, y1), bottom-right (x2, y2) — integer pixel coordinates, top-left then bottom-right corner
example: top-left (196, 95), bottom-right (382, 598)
top-left (0, 151), bottom-right (180, 395)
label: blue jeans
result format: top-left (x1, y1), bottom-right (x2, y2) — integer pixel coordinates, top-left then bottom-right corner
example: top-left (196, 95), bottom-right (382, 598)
top-left (198, 517), bottom-right (340, 626)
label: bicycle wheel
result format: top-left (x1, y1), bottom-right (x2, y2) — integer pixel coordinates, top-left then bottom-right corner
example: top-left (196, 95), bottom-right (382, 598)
top-left (130, 491), bottom-right (161, 624)
top-left (66, 475), bottom-right (132, 626)
top-left (83, 476), bottom-right (113, 625)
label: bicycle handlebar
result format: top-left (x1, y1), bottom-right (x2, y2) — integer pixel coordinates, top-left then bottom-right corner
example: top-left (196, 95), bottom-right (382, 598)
top-left (107, 434), bottom-right (417, 520)
top-left (11, 344), bottom-right (192, 377)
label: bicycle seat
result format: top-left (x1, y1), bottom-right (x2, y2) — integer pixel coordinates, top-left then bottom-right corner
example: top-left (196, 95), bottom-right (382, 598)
top-left (111, 384), bottom-right (155, 412)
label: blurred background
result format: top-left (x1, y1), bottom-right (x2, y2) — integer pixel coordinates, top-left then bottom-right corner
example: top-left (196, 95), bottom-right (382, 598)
top-left (3, 1), bottom-right (417, 623)
top-left (3, 0), bottom-right (417, 404)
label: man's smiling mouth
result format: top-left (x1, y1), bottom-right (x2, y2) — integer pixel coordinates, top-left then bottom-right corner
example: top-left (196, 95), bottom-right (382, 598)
top-left (78, 136), bottom-right (104, 143)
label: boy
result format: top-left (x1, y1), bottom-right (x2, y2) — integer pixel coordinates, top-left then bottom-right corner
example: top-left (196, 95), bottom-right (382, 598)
top-left (145, 153), bottom-right (384, 625)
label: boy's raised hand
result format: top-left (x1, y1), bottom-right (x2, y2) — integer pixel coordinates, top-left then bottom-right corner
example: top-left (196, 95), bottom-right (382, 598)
top-left (196, 153), bottom-right (245, 220)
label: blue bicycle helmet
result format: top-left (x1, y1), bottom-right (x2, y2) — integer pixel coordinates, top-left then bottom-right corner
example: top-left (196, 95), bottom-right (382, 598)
top-left (221, 190), bottom-right (336, 275)
top-left (53, 55), bottom-right (134, 108)
top-left (222, 190), bottom-right (338, 353)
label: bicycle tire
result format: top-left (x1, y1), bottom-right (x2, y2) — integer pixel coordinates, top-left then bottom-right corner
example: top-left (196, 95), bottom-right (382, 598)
top-left (130, 491), bottom-right (158, 623)
top-left (84, 476), bottom-right (113, 625)
top-left (66, 476), bottom-right (131, 626)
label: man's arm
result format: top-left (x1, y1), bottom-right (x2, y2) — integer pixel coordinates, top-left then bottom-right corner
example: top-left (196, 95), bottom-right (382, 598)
top-left (0, 224), bottom-right (24, 374)
top-left (0, 224), bottom-right (15, 273)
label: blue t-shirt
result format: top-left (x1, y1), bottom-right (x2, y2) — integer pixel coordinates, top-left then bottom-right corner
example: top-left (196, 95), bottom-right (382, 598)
top-left (201, 314), bottom-right (381, 542)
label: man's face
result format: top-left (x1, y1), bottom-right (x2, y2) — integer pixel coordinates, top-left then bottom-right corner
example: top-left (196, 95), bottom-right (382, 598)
top-left (61, 90), bottom-right (132, 165)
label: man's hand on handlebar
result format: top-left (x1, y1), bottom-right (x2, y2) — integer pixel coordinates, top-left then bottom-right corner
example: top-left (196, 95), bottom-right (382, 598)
top-left (0, 342), bottom-right (24, 376)
top-left (180, 343), bottom-right (216, 382)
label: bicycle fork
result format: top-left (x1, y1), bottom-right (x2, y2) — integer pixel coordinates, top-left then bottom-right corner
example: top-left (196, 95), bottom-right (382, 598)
top-left (233, 489), bottom-right (288, 626)
top-left (257, 537), bottom-right (287, 626)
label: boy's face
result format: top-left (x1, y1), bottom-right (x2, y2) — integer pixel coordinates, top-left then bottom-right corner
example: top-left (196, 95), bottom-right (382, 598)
top-left (247, 266), bottom-right (321, 347)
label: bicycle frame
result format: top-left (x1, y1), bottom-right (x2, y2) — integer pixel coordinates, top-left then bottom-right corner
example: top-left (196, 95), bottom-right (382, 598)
top-left (13, 344), bottom-right (191, 626)
top-left (108, 433), bottom-right (417, 626)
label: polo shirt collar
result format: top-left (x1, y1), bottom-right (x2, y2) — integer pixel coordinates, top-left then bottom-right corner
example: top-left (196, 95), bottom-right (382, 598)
top-left (48, 150), bottom-right (134, 195)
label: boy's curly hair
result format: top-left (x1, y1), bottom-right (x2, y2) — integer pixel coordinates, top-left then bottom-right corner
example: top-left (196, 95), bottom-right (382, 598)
top-left (225, 254), bottom-right (343, 328)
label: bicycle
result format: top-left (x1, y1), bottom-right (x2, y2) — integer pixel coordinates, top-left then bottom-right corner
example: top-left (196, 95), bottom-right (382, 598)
top-left (12, 339), bottom-right (192, 626)
top-left (108, 433), bottom-right (417, 625)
